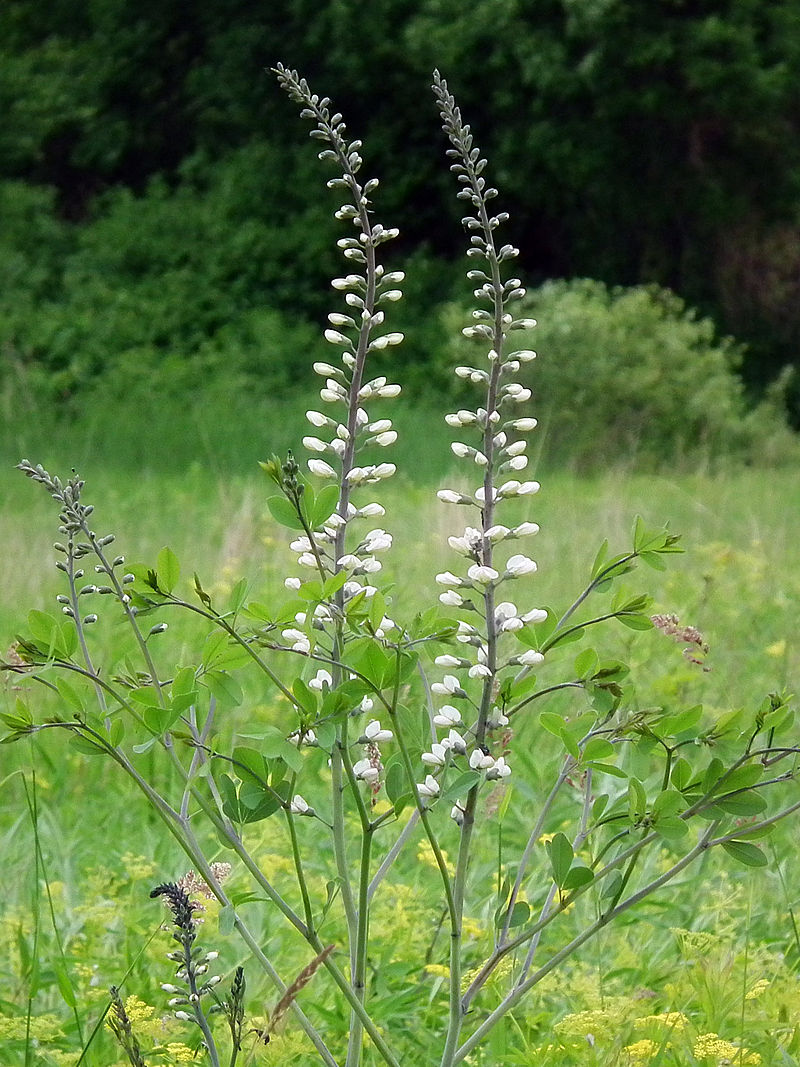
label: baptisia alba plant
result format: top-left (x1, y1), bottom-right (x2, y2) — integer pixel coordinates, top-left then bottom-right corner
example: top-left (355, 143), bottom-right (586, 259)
top-left (4, 67), bottom-right (798, 1067)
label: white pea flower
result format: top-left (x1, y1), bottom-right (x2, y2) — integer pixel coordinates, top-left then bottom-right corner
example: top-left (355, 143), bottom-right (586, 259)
top-left (421, 743), bottom-right (448, 766)
top-left (337, 553), bottom-right (363, 570)
top-left (505, 554), bottom-right (537, 577)
top-left (503, 384), bottom-right (532, 402)
top-left (439, 590), bottom-right (464, 607)
top-left (435, 654), bottom-right (465, 668)
top-left (289, 536), bottom-right (312, 553)
top-left (451, 802), bottom-right (466, 826)
top-left (358, 502), bottom-right (386, 517)
top-left (368, 418), bottom-right (392, 433)
top-left (443, 729), bottom-right (467, 755)
top-left (290, 795), bottom-right (312, 815)
top-left (360, 695), bottom-right (374, 713)
top-left (353, 758), bottom-right (380, 783)
top-left (505, 455), bottom-right (528, 471)
top-left (495, 601), bottom-right (517, 622)
top-left (437, 489), bottom-right (469, 504)
top-left (417, 775), bottom-right (440, 798)
top-left (485, 524), bottom-right (510, 542)
top-left (302, 436), bottom-right (329, 453)
top-left (436, 571), bottom-right (463, 587)
top-left (297, 552), bottom-right (318, 568)
top-left (451, 442), bottom-right (471, 458)
top-left (473, 451), bottom-right (488, 465)
top-left (373, 431), bottom-right (397, 447)
top-left (282, 628), bottom-right (311, 654)
top-left (308, 668), bottom-right (333, 691)
top-left (517, 481), bottom-right (540, 495)
top-left (289, 728), bottom-right (316, 746)
top-left (467, 564), bottom-right (499, 584)
top-left (520, 608), bottom-right (548, 624)
top-left (363, 529), bottom-right (392, 552)
top-left (512, 350), bottom-right (537, 362)
top-left (284, 577), bottom-right (302, 591)
top-left (513, 522), bottom-right (540, 537)
top-left (517, 650), bottom-right (545, 667)
top-left (511, 417), bottom-right (538, 431)
top-left (431, 675), bottom-right (465, 697)
top-left (306, 410), bottom-right (330, 427)
top-left (324, 328), bottom-right (352, 347)
top-left (369, 333), bottom-right (404, 351)
top-left (433, 704), bottom-right (462, 727)
top-left (364, 719), bottom-right (393, 743)
top-left (469, 749), bottom-right (496, 771)
top-left (312, 361), bottom-right (341, 377)
top-left (505, 440), bottom-right (527, 456)
top-left (474, 486), bottom-right (499, 504)
top-left (373, 463), bottom-right (396, 479)
top-left (486, 757), bottom-right (512, 781)
top-left (469, 663), bottom-right (492, 679)
top-left (448, 527), bottom-right (481, 555)
top-left (308, 459), bottom-right (337, 479)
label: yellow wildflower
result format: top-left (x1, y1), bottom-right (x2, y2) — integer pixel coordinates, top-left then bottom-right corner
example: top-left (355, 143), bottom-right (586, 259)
top-left (417, 839), bottom-right (455, 877)
top-left (555, 1008), bottom-right (616, 1043)
top-left (121, 852), bottom-right (158, 880)
top-left (121, 995), bottom-right (154, 1025)
top-left (693, 1032), bottom-right (761, 1064)
top-left (424, 963), bottom-right (451, 979)
top-left (461, 917), bottom-right (483, 940)
top-left (634, 1011), bottom-right (688, 1031)
top-left (766, 640), bottom-right (786, 658)
top-left (624, 1038), bottom-right (661, 1061)
top-left (745, 978), bottom-right (770, 1000)
top-left (163, 1042), bottom-right (197, 1063)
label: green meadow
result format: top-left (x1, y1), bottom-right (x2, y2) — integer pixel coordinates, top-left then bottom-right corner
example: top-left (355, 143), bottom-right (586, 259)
top-left (2, 410), bottom-right (799, 1065)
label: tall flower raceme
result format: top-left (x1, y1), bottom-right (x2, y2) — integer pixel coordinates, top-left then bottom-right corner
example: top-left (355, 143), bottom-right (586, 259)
top-left (4, 67), bottom-right (800, 1067)
top-left (420, 73), bottom-right (547, 813)
top-left (272, 66), bottom-right (402, 636)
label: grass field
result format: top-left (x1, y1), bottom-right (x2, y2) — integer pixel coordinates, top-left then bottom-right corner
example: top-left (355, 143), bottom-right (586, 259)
top-left (2, 443), bottom-right (800, 1065)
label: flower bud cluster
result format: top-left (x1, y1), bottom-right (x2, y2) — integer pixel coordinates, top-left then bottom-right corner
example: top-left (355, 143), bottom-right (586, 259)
top-left (150, 881), bottom-right (224, 1026)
